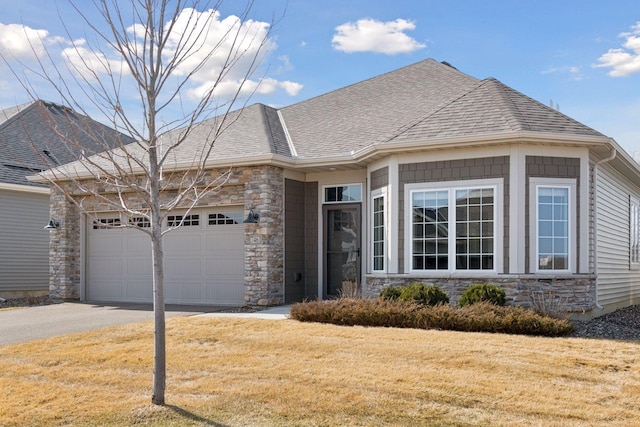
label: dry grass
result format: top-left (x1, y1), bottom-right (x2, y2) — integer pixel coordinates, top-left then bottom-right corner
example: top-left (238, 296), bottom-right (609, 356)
top-left (0, 317), bottom-right (639, 426)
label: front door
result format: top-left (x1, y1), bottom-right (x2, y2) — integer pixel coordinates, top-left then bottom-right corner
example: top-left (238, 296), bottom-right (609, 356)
top-left (324, 204), bottom-right (361, 298)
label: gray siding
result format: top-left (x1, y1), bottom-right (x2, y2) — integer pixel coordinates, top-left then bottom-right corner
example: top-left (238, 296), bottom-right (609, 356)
top-left (595, 163), bottom-right (640, 307)
top-left (284, 179), bottom-right (306, 303)
top-left (370, 167), bottom-right (389, 190)
top-left (304, 182), bottom-right (319, 299)
top-left (0, 189), bottom-right (50, 293)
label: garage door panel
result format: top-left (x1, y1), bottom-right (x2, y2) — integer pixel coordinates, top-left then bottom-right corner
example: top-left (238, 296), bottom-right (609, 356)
top-left (205, 283), bottom-right (244, 303)
top-left (87, 208), bottom-right (244, 305)
top-left (91, 259), bottom-right (124, 275)
top-left (126, 258), bottom-right (152, 275)
top-left (206, 258), bottom-right (244, 276)
top-left (165, 258), bottom-right (202, 275)
top-left (126, 234), bottom-right (150, 251)
top-left (165, 234), bottom-right (202, 252)
top-left (88, 235), bottom-right (123, 255)
top-left (89, 279), bottom-right (124, 299)
top-left (125, 281), bottom-right (152, 300)
top-left (205, 228), bottom-right (244, 251)
top-left (166, 282), bottom-right (203, 301)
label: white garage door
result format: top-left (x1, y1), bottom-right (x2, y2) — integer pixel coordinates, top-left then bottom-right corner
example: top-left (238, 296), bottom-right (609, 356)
top-left (86, 208), bottom-right (245, 305)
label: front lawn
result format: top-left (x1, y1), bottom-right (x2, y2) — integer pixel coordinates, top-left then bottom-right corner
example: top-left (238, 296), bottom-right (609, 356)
top-left (0, 317), bottom-right (638, 426)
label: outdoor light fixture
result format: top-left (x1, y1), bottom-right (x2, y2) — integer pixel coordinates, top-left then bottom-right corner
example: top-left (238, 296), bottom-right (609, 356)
top-left (44, 219), bottom-right (60, 229)
top-left (242, 209), bottom-right (259, 224)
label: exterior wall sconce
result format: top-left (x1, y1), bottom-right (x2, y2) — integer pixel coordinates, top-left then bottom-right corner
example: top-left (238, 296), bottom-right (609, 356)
top-left (44, 219), bottom-right (60, 229)
top-left (243, 209), bottom-right (259, 224)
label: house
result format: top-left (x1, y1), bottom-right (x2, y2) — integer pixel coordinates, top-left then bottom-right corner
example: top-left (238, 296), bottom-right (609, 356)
top-left (0, 100), bottom-right (129, 298)
top-left (38, 59), bottom-right (640, 318)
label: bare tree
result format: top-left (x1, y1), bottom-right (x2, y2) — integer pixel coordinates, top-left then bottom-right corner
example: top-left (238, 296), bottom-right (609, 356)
top-left (2, 0), bottom-right (277, 405)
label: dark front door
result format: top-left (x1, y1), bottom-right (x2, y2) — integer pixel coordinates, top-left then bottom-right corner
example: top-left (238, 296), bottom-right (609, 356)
top-left (324, 204), bottom-right (361, 298)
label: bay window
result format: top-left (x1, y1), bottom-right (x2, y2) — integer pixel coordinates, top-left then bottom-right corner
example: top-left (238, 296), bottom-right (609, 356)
top-left (408, 180), bottom-right (499, 273)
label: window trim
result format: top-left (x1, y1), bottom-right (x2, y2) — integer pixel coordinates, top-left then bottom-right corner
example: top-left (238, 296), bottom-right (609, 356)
top-left (630, 196), bottom-right (640, 269)
top-left (371, 189), bottom-right (386, 273)
top-left (322, 183), bottom-right (363, 204)
top-left (404, 179), bottom-right (502, 276)
top-left (529, 178), bottom-right (576, 274)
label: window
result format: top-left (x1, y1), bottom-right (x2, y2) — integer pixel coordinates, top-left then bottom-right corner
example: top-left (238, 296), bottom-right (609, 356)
top-left (208, 212), bottom-right (242, 225)
top-left (324, 184), bottom-right (362, 203)
top-left (130, 217), bottom-right (151, 228)
top-left (536, 186), bottom-right (569, 271)
top-left (167, 214), bottom-right (199, 227)
top-left (372, 194), bottom-right (385, 271)
top-left (93, 218), bottom-right (121, 229)
top-left (630, 197), bottom-right (640, 265)
top-left (409, 183), bottom-right (497, 272)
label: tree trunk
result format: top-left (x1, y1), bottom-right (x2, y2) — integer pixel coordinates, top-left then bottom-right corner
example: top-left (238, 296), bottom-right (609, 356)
top-left (150, 217), bottom-right (166, 405)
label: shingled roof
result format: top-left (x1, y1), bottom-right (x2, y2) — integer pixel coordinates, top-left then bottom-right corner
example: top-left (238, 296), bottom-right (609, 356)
top-left (0, 100), bottom-right (131, 187)
top-left (38, 58), bottom-right (613, 180)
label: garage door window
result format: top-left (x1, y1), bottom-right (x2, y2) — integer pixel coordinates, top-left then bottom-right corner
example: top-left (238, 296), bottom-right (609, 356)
top-left (93, 218), bottom-right (121, 229)
top-left (130, 217), bottom-right (151, 228)
top-left (208, 212), bottom-right (242, 225)
top-left (167, 214), bottom-right (199, 227)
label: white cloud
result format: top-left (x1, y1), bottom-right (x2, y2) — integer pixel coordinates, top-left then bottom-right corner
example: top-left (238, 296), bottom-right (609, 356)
top-left (541, 65), bottom-right (584, 80)
top-left (280, 80), bottom-right (303, 96)
top-left (0, 22), bottom-right (62, 60)
top-left (332, 18), bottom-right (426, 54)
top-left (595, 21), bottom-right (640, 77)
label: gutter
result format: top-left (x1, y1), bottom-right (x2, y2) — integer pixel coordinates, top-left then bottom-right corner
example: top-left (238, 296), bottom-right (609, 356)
top-left (593, 146), bottom-right (617, 310)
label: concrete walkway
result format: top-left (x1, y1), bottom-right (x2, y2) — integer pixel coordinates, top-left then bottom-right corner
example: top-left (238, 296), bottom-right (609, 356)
top-left (0, 302), bottom-right (291, 346)
top-left (195, 305), bottom-right (290, 320)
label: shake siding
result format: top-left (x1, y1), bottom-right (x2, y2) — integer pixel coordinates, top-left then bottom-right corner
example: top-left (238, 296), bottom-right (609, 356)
top-left (0, 189), bottom-right (50, 292)
top-left (595, 164), bottom-right (640, 306)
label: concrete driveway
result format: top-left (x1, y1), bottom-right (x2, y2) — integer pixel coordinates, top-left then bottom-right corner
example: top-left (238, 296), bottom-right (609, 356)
top-left (0, 302), bottom-right (214, 346)
top-left (0, 301), bottom-right (291, 346)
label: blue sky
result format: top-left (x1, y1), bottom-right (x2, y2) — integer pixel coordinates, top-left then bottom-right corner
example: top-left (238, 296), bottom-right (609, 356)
top-left (1, 1), bottom-right (639, 156)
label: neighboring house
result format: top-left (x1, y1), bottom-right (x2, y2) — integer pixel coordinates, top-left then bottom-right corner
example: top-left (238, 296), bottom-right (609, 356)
top-left (38, 59), bottom-right (640, 318)
top-left (0, 100), bottom-right (128, 298)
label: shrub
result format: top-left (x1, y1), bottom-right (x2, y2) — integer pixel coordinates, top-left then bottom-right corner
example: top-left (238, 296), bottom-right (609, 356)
top-left (379, 283), bottom-right (449, 306)
top-left (289, 299), bottom-right (573, 337)
top-left (458, 283), bottom-right (506, 307)
top-left (379, 285), bottom-right (402, 301)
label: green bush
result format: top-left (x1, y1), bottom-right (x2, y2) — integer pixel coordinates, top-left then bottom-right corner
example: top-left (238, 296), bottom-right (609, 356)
top-left (379, 285), bottom-right (402, 301)
top-left (379, 283), bottom-right (449, 306)
top-left (458, 283), bottom-right (506, 307)
top-left (289, 299), bottom-right (573, 337)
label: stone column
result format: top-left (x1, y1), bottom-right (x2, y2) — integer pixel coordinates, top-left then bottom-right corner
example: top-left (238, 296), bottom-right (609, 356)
top-left (243, 166), bottom-right (285, 305)
top-left (48, 186), bottom-right (81, 299)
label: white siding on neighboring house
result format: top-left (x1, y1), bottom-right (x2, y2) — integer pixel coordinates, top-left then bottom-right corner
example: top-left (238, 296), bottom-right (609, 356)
top-left (595, 163), bottom-right (640, 307)
top-left (0, 189), bottom-right (50, 293)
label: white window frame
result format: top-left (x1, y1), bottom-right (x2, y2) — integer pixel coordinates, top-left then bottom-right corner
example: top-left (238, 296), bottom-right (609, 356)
top-left (371, 189), bottom-right (386, 273)
top-left (322, 183), bottom-right (363, 204)
top-left (529, 178), bottom-right (576, 273)
top-left (630, 196), bottom-right (640, 268)
top-left (404, 178), bottom-right (503, 276)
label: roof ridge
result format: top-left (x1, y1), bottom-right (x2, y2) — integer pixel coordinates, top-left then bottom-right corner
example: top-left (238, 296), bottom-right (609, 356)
top-left (0, 100), bottom-right (37, 129)
top-left (384, 78), bottom-right (488, 142)
top-left (481, 78), bottom-right (529, 132)
top-left (282, 58), bottom-right (471, 112)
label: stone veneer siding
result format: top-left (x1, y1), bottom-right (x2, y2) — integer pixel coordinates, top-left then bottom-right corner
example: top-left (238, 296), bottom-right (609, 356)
top-left (525, 156), bottom-right (581, 273)
top-left (48, 165), bottom-right (285, 306)
top-left (397, 156), bottom-right (510, 273)
top-left (49, 186), bottom-right (81, 299)
top-left (365, 274), bottom-right (595, 312)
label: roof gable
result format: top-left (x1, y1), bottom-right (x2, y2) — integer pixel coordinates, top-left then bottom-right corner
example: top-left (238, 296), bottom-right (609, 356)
top-left (279, 59), bottom-right (480, 158)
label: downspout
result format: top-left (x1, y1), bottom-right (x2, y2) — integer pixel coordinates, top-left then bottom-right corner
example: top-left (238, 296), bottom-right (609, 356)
top-left (593, 147), bottom-right (617, 310)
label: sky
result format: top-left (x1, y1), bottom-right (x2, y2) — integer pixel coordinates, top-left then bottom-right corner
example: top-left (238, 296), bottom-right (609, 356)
top-left (1, 0), bottom-right (639, 156)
